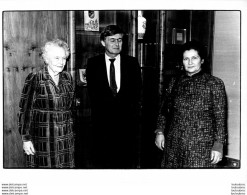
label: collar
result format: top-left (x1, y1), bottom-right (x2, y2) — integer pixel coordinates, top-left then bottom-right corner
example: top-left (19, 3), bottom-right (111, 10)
top-left (43, 66), bottom-right (65, 82)
top-left (43, 66), bottom-right (50, 80)
top-left (184, 70), bottom-right (204, 78)
top-left (105, 53), bottom-right (120, 61)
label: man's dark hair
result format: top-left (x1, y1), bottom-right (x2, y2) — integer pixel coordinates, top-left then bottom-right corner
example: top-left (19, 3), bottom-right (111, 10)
top-left (100, 25), bottom-right (124, 41)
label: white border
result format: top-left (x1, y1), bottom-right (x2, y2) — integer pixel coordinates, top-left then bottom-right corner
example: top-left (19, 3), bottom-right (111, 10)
top-left (0, 0), bottom-right (246, 195)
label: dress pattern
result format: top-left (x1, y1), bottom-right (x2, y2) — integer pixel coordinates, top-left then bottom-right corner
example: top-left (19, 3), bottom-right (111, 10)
top-left (18, 67), bottom-right (75, 168)
top-left (156, 71), bottom-right (227, 168)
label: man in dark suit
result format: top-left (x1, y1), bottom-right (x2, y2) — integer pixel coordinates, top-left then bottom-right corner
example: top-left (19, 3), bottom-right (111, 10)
top-left (86, 25), bottom-right (142, 168)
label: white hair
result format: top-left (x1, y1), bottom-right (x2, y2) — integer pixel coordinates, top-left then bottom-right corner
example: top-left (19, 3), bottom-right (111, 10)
top-left (41, 39), bottom-right (70, 62)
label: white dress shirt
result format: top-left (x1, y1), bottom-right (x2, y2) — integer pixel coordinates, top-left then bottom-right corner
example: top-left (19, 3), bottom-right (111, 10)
top-left (105, 54), bottom-right (121, 92)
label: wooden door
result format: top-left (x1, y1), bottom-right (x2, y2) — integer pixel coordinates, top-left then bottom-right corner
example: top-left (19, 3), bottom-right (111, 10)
top-left (3, 11), bottom-right (69, 168)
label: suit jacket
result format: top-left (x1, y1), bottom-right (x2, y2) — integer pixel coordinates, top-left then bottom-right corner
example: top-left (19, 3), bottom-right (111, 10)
top-left (86, 54), bottom-right (142, 135)
top-left (86, 54), bottom-right (142, 167)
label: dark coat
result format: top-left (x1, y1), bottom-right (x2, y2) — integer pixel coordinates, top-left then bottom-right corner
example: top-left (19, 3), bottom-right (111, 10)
top-left (86, 54), bottom-right (142, 168)
top-left (18, 67), bottom-right (75, 168)
top-left (156, 71), bottom-right (227, 168)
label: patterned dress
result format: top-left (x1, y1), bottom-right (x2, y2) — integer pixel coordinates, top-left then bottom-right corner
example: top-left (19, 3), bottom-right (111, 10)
top-left (156, 71), bottom-right (227, 168)
top-left (18, 67), bottom-right (75, 168)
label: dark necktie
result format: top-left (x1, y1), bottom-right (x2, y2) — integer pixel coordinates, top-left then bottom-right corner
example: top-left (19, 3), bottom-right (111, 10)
top-left (109, 58), bottom-right (117, 96)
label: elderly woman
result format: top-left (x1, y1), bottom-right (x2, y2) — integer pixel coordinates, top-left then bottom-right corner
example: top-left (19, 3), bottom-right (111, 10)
top-left (155, 41), bottom-right (227, 168)
top-left (18, 39), bottom-right (75, 168)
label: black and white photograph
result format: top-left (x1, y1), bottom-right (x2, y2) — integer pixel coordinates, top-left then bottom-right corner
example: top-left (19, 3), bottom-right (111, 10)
top-left (0, 0), bottom-right (246, 195)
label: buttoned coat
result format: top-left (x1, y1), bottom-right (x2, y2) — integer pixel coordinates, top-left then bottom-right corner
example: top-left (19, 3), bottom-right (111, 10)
top-left (156, 71), bottom-right (227, 168)
top-left (18, 67), bottom-right (75, 168)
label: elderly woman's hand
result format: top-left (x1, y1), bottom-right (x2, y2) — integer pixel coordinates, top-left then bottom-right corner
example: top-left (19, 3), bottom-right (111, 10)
top-left (211, 150), bottom-right (223, 164)
top-left (155, 133), bottom-right (165, 150)
top-left (23, 141), bottom-right (36, 155)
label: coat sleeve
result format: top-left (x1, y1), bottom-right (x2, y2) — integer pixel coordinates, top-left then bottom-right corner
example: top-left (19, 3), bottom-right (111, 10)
top-left (211, 78), bottom-right (227, 152)
top-left (63, 71), bottom-right (76, 122)
top-left (155, 77), bottom-right (177, 134)
top-left (18, 73), bottom-right (37, 141)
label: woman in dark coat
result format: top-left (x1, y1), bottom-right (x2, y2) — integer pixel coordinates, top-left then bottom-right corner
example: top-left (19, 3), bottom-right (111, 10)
top-left (155, 41), bottom-right (227, 168)
top-left (18, 39), bottom-right (75, 168)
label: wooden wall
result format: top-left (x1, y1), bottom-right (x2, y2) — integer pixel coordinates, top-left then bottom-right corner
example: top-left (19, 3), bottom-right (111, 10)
top-left (3, 11), bottom-right (69, 168)
top-left (212, 11), bottom-right (240, 160)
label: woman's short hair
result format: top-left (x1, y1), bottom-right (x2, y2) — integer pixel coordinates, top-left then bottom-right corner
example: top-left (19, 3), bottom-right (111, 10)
top-left (41, 39), bottom-right (70, 60)
top-left (100, 25), bottom-right (124, 41)
top-left (181, 40), bottom-right (206, 60)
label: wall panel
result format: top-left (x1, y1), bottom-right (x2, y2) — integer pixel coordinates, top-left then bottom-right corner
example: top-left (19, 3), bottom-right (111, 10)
top-left (212, 11), bottom-right (240, 160)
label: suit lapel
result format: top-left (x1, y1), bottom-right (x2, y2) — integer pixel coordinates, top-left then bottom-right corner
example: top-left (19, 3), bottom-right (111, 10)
top-left (98, 54), bottom-right (114, 96)
top-left (98, 54), bottom-right (109, 86)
